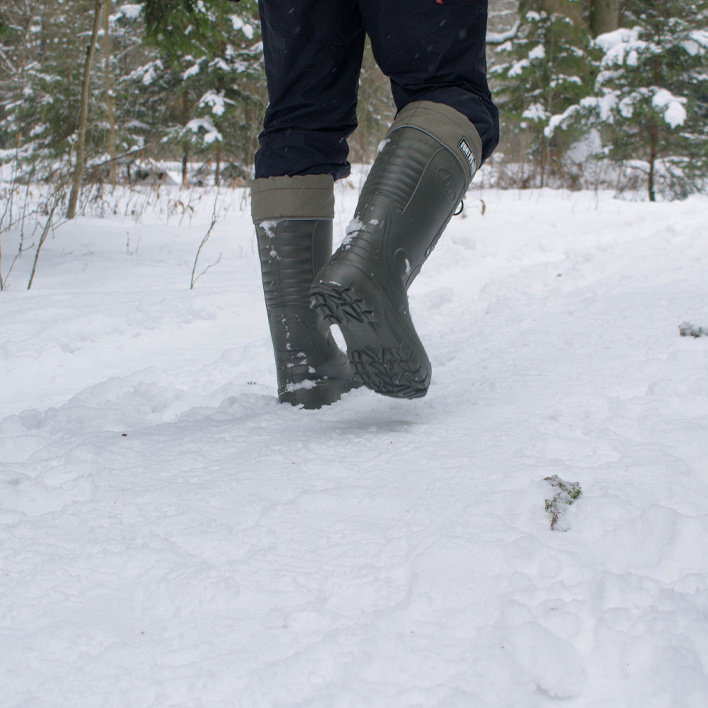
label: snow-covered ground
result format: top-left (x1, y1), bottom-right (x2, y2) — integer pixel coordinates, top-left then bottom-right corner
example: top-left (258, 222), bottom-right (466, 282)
top-left (1, 178), bottom-right (708, 707)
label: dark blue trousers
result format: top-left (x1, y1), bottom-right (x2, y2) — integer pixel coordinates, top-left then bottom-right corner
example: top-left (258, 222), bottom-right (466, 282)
top-left (255, 0), bottom-right (499, 180)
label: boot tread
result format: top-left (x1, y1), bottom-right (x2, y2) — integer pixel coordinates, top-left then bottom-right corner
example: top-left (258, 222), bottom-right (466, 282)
top-left (311, 280), bottom-right (430, 399)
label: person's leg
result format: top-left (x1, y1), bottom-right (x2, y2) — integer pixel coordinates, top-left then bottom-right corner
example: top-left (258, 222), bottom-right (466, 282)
top-left (311, 2), bottom-right (497, 399)
top-left (360, 0), bottom-right (498, 163)
top-left (255, 0), bottom-right (366, 179)
top-left (252, 1), bottom-right (366, 407)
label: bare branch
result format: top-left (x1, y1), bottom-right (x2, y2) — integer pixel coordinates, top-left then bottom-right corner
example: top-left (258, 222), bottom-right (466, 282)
top-left (190, 188), bottom-right (222, 289)
top-left (87, 147), bottom-right (147, 171)
top-left (191, 251), bottom-right (222, 289)
top-left (27, 185), bottom-right (67, 290)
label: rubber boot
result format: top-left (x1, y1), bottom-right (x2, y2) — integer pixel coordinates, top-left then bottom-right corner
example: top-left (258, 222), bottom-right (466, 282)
top-left (252, 175), bottom-right (361, 409)
top-left (311, 102), bottom-right (482, 399)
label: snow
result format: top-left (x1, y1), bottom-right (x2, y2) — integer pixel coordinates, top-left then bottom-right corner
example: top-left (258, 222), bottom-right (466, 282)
top-left (652, 88), bottom-right (687, 128)
top-left (528, 44), bottom-right (546, 61)
top-left (117, 4), bottom-right (142, 21)
top-left (198, 90), bottom-right (232, 118)
top-left (508, 58), bottom-right (530, 77)
top-left (185, 117), bottom-right (222, 145)
top-left (183, 62), bottom-right (202, 80)
top-left (595, 27), bottom-right (640, 55)
top-left (230, 15), bottom-right (254, 40)
top-left (688, 29), bottom-right (708, 50)
top-left (342, 217), bottom-right (365, 246)
top-left (258, 219), bottom-right (280, 239)
top-left (522, 102), bottom-right (549, 122)
top-left (619, 94), bottom-right (636, 119)
top-left (128, 60), bottom-right (163, 87)
top-left (2, 178), bottom-right (708, 706)
top-left (565, 130), bottom-right (603, 165)
top-left (584, 90), bottom-right (619, 122)
top-left (486, 21), bottom-right (521, 47)
top-left (595, 27), bottom-right (646, 69)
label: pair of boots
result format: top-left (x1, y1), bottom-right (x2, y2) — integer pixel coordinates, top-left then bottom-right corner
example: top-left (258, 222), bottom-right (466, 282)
top-left (252, 102), bottom-right (482, 409)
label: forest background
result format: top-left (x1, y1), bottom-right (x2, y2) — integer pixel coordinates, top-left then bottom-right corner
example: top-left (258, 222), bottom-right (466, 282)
top-left (0, 0), bottom-right (706, 217)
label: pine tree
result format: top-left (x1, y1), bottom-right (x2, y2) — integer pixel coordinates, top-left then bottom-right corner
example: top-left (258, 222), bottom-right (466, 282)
top-left (492, 0), bottom-right (598, 186)
top-left (181, 1), bottom-right (265, 184)
top-left (548, 0), bottom-right (708, 200)
top-left (138, 0), bottom-right (264, 185)
top-left (0, 1), bottom-right (104, 176)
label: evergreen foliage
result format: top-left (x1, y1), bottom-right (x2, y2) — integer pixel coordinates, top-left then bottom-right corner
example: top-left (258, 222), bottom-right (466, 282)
top-left (0, 1), bottom-right (265, 185)
top-left (0, 0), bottom-right (706, 199)
top-left (129, 0), bottom-right (265, 184)
top-left (548, 1), bottom-right (708, 200)
top-left (492, 1), bottom-right (598, 186)
top-left (0, 2), bottom-right (99, 172)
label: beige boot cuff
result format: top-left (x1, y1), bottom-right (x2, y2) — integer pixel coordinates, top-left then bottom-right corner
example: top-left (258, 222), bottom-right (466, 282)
top-left (250, 174), bottom-right (335, 222)
top-left (387, 101), bottom-right (483, 183)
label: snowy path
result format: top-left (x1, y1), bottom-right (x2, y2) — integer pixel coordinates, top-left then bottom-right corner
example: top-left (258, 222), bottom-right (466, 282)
top-left (1, 184), bottom-right (708, 707)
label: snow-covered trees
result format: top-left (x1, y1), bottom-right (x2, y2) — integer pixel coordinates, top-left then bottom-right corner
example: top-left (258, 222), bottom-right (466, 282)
top-left (0, 1), bottom-right (265, 189)
top-left (139, 0), bottom-right (264, 185)
top-left (2, 1), bottom-right (706, 200)
top-left (492, 1), bottom-right (598, 186)
top-left (0, 2), bottom-right (101, 171)
top-left (491, 1), bottom-right (707, 198)
top-left (547, 1), bottom-right (708, 200)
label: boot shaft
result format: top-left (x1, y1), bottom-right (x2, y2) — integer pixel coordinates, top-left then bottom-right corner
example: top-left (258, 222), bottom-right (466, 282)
top-left (252, 173), bottom-right (336, 311)
top-left (349, 101), bottom-right (481, 291)
top-left (351, 126), bottom-right (467, 291)
top-left (251, 174), bottom-right (360, 407)
top-left (310, 101), bottom-right (483, 399)
top-left (256, 218), bottom-right (332, 311)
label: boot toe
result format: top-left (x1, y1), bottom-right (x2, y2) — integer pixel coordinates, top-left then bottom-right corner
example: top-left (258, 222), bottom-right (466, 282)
top-left (279, 375), bottom-right (363, 409)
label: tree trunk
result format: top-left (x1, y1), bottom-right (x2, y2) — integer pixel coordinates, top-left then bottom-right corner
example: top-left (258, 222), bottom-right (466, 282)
top-left (182, 151), bottom-right (189, 187)
top-left (66, 0), bottom-right (104, 219)
top-left (181, 88), bottom-right (190, 187)
top-left (66, 64), bottom-right (74, 137)
top-left (590, 0), bottom-right (620, 37)
top-left (214, 3), bottom-right (223, 187)
top-left (102, 0), bottom-right (117, 186)
top-left (647, 47), bottom-right (662, 203)
top-left (648, 114), bottom-right (657, 202)
top-left (549, 0), bottom-right (586, 26)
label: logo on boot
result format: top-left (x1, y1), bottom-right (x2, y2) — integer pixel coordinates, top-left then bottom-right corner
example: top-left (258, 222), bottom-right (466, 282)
top-left (458, 138), bottom-right (477, 177)
top-left (438, 168), bottom-right (456, 202)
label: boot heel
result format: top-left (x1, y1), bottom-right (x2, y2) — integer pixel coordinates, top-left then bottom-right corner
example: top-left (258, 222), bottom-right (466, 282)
top-left (350, 344), bottom-right (429, 399)
top-left (312, 273), bottom-right (431, 399)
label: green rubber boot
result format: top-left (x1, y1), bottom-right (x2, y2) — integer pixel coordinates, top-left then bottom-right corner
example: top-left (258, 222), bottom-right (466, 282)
top-left (252, 175), bottom-right (361, 409)
top-left (311, 102), bottom-right (482, 399)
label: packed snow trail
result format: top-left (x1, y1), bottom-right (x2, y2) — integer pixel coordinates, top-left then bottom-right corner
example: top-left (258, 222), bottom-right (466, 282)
top-left (1, 183), bottom-right (708, 707)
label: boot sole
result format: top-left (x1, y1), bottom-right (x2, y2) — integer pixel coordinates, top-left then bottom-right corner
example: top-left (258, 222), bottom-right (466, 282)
top-left (311, 268), bottom-right (431, 399)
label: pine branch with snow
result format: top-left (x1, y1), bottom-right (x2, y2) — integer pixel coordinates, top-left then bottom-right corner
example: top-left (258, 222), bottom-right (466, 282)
top-left (491, 1), bottom-right (599, 186)
top-left (546, 1), bottom-right (708, 201)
